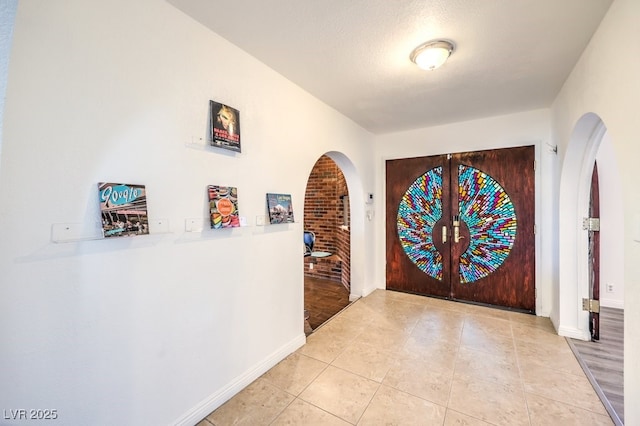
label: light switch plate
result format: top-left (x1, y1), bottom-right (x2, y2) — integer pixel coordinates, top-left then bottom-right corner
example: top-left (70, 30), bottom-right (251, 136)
top-left (185, 218), bottom-right (203, 232)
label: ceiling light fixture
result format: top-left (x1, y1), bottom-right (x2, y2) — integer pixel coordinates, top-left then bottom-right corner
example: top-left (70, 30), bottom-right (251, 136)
top-left (410, 39), bottom-right (455, 71)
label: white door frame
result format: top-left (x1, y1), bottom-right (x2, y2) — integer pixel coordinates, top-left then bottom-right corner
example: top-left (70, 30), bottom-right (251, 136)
top-left (557, 113), bottom-right (606, 340)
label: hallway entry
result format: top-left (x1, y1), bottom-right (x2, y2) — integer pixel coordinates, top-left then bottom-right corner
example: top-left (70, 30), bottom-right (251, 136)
top-left (303, 154), bottom-right (352, 333)
top-left (386, 146), bottom-right (535, 312)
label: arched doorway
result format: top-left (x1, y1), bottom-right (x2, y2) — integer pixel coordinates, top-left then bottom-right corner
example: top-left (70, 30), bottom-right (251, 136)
top-left (559, 113), bottom-right (625, 423)
top-left (301, 151), bottom-right (366, 334)
top-left (558, 113), bottom-right (613, 337)
top-left (303, 154), bottom-right (352, 333)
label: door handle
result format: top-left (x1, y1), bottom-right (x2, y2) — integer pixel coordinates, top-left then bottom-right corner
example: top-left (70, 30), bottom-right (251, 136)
top-left (442, 225), bottom-right (447, 244)
top-left (454, 224), bottom-right (463, 243)
top-left (453, 216), bottom-right (464, 243)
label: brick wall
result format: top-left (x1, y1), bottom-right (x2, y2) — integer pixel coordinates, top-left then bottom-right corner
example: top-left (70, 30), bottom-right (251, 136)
top-left (304, 155), bottom-right (350, 290)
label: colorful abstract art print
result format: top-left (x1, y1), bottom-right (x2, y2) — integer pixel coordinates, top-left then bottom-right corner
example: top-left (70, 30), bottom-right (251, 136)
top-left (209, 185), bottom-right (240, 229)
top-left (266, 193), bottom-right (294, 224)
top-left (210, 101), bottom-right (241, 152)
top-left (98, 182), bottom-right (149, 238)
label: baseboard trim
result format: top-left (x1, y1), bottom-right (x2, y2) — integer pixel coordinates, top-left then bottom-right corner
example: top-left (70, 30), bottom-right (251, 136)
top-left (557, 325), bottom-right (590, 341)
top-left (173, 333), bottom-right (306, 426)
top-left (600, 299), bottom-right (624, 309)
top-left (361, 286), bottom-right (379, 298)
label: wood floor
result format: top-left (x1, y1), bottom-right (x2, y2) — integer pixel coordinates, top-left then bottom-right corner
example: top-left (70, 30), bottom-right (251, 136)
top-left (568, 307), bottom-right (624, 425)
top-left (304, 276), bottom-right (351, 333)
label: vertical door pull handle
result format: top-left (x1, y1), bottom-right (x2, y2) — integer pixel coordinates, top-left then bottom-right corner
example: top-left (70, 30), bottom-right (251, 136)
top-left (453, 217), bottom-right (464, 243)
top-left (442, 225), bottom-right (447, 243)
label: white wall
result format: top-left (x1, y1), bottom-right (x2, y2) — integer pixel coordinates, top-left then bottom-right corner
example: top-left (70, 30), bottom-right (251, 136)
top-left (0, 1), bottom-right (374, 425)
top-left (0, 0), bottom-right (18, 165)
top-left (3, 0), bottom-right (638, 424)
top-left (551, 0), bottom-right (640, 423)
top-left (596, 131), bottom-right (624, 308)
top-left (372, 109), bottom-right (557, 316)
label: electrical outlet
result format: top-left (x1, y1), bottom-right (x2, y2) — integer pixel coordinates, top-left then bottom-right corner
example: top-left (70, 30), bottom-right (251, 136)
top-left (607, 284), bottom-right (614, 293)
top-left (309, 263), bottom-right (314, 270)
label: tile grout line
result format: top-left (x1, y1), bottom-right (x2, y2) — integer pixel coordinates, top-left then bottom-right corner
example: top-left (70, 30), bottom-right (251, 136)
top-left (444, 315), bottom-right (505, 426)
top-left (512, 321), bottom-right (615, 425)
top-left (352, 381), bottom-right (383, 426)
top-left (445, 314), bottom-right (466, 410)
top-left (207, 291), bottom-right (616, 426)
top-left (511, 322), bottom-right (534, 426)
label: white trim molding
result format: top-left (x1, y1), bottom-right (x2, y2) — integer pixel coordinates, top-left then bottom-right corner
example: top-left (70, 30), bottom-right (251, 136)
top-left (172, 333), bottom-right (306, 426)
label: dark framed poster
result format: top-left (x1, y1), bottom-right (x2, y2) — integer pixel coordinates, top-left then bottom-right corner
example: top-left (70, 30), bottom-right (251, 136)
top-left (98, 182), bottom-right (149, 237)
top-left (266, 193), bottom-right (294, 224)
top-left (210, 100), bottom-right (241, 152)
top-left (209, 185), bottom-right (240, 229)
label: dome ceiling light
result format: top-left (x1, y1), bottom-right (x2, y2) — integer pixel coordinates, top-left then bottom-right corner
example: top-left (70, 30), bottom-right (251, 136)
top-left (410, 39), bottom-right (455, 71)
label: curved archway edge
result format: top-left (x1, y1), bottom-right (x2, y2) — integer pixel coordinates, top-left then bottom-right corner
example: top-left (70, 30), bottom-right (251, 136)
top-left (557, 113), bottom-right (606, 340)
top-left (322, 151), bottom-right (367, 300)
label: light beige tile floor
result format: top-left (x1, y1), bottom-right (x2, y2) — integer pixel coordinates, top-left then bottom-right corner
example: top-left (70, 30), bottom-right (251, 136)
top-left (199, 290), bottom-right (613, 426)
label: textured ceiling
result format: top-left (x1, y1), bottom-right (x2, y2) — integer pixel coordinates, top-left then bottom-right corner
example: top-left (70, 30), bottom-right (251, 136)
top-left (167, 0), bottom-right (613, 134)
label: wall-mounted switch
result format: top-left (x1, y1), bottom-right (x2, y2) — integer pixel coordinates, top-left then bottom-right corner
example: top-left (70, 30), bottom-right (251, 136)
top-left (185, 218), bottom-right (203, 232)
top-left (366, 193), bottom-right (374, 204)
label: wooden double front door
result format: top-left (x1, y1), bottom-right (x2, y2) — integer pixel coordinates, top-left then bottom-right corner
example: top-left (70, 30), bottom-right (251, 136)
top-left (386, 146), bottom-right (535, 313)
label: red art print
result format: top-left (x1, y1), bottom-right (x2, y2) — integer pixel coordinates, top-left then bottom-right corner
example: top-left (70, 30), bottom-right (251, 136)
top-left (208, 185), bottom-right (240, 229)
top-left (210, 101), bottom-right (241, 152)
